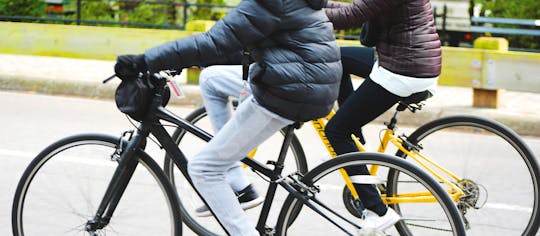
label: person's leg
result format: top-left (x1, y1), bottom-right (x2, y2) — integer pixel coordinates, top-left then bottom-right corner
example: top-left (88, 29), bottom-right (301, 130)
top-left (337, 47), bottom-right (375, 105)
top-left (199, 65), bottom-right (244, 132)
top-left (337, 47), bottom-right (376, 144)
top-left (325, 78), bottom-right (401, 216)
top-left (198, 65), bottom-right (253, 192)
top-left (188, 97), bottom-right (293, 235)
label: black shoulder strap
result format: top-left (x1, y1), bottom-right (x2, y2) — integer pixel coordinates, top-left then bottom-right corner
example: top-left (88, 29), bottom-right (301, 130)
top-left (241, 50), bottom-right (251, 81)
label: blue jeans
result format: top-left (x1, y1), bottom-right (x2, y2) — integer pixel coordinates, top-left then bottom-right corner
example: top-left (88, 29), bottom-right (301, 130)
top-left (188, 86), bottom-right (292, 235)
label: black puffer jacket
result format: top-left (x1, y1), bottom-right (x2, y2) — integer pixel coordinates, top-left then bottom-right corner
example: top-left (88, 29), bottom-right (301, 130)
top-left (145, 0), bottom-right (341, 122)
top-left (325, 0), bottom-right (441, 78)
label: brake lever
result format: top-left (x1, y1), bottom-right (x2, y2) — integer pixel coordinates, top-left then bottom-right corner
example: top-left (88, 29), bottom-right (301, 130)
top-left (103, 71), bottom-right (147, 83)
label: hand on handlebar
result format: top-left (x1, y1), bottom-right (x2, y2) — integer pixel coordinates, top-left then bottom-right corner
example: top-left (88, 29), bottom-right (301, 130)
top-left (114, 54), bottom-right (147, 81)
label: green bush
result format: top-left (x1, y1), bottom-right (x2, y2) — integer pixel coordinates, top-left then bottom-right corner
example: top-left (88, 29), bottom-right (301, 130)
top-left (119, 3), bottom-right (168, 26)
top-left (190, 0), bottom-right (227, 21)
top-left (0, 0), bottom-right (46, 17)
top-left (80, 0), bottom-right (114, 21)
top-left (475, 0), bottom-right (540, 50)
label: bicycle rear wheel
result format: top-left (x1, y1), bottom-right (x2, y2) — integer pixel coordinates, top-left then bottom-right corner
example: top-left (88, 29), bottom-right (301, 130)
top-left (276, 152), bottom-right (466, 236)
top-left (164, 106), bottom-right (308, 235)
top-left (12, 134), bottom-right (182, 236)
top-left (390, 115), bottom-right (540, 236)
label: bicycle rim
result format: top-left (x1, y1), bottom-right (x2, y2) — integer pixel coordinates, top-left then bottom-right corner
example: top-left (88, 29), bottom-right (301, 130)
top-left (392, 115), bottom-right (540, 236)
top-left (12, 134), bottom-right (181, 236)
top-left (276, 153), bottom-right (465, 236)
top-left (164, 106), bottom-right (307, 235)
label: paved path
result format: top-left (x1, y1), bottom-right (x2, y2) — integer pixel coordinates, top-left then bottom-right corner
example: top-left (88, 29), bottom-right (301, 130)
top-left (1, 53), bottom-right (539, 137)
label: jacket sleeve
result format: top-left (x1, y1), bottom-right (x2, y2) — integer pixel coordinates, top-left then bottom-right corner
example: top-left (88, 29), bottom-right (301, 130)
top-left (144, 0), bottom-right (281, 72)
top-left (324, 0), bottom-right (401, 30)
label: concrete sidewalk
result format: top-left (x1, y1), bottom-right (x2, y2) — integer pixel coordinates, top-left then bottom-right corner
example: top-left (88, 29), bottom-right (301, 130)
top-left (1, 53), bottom-right (539, 137)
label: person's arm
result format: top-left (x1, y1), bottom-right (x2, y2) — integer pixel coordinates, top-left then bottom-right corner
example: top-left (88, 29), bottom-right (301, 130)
top-left (144, 0), bottom-right (281, 73)
top-left (324, 0), bottom-right (400, 30)
top-left (199, 50), bottom-right (244, 67)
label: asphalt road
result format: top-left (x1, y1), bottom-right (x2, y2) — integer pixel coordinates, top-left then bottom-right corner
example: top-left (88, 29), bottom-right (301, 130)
top-left (2, 91), bottom-right (539, 236)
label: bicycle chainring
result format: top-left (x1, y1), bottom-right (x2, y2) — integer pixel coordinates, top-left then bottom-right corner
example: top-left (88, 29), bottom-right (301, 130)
top-left (342, 185), bottom-right (365, 218)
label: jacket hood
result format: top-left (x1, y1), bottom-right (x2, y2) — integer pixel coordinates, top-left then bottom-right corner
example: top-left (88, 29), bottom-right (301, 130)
top-left (306, 0), bottom-right (327, 10)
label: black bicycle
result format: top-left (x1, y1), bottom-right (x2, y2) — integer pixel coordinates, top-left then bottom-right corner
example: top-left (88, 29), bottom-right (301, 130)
top-left (12, 72), bottom-right (466, 235)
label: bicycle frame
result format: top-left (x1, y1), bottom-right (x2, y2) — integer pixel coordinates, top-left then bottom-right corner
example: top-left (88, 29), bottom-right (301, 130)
top-left (311, 110), bottom-right (465, 204)
top-left (94, 81), bottom-right (364, 235)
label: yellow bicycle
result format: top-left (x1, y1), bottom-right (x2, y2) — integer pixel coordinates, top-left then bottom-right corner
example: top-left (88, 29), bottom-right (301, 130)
top-left (166, 94), bottom-right (540, 235)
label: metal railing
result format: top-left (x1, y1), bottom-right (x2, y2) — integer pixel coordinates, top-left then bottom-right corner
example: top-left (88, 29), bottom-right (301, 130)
top-left (0, 0), bottom-right (237, 30)
top-left (1, 0), bottom-right (536, 49)
top-left (470, 17), bottom-right (540, 37)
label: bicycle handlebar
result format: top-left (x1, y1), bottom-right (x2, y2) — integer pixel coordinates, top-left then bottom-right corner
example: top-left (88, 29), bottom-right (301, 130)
top-left (103, 68), bottom-right (183, 85)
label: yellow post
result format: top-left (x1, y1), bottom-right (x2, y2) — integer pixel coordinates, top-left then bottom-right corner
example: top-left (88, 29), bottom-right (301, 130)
top-left (472, 37), bottom-right (509, 108)
top-left (185, 20), bottom-right (216, 32)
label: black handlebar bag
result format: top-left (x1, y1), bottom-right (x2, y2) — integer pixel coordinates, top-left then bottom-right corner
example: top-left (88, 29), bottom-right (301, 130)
top-left (115, 77), bottom-right (170, 121)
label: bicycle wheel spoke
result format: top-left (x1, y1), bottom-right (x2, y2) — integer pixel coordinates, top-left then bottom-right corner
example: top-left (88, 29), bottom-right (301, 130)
top-left (393, 116), bottom-right (540, 235)
top-left (277, 153), bottom-right (465, 236)
top-left (12, 135), bottom-right (181, 236)
top-left (304, 194), bottom-right (362, 230)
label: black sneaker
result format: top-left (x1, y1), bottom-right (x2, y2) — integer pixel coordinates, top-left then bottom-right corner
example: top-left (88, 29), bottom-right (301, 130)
top-left (195, 184), bottom-right (264, 217)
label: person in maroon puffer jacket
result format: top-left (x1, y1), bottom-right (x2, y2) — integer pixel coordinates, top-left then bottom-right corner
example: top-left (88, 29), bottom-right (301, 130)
top-left (324, 0), bottom-right (441, 231)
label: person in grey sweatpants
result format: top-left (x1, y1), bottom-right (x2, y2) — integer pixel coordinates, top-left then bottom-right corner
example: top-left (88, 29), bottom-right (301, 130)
top-left (113, 0), bottom-right (341, 234)
top-left (189, 92), bottom-right (292, 235)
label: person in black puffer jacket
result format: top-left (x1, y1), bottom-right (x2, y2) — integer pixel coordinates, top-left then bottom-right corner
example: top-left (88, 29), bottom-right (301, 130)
top-left (114, 0), bottom-right (341, 235)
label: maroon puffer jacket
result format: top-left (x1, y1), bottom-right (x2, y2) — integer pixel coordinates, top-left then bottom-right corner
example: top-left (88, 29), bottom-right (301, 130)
top-left (325, 0), bottom-right (441, 78)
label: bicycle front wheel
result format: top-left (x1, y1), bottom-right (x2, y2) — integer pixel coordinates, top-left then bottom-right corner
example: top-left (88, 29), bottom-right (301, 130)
top-left (391, 115), bottom-right (540, 236)
top-left (164, 106), bottom-right (308, 235)
top-left (276, 152), bottom-right (466, 236)
top-left (12, 134), bottom-right (182, 236)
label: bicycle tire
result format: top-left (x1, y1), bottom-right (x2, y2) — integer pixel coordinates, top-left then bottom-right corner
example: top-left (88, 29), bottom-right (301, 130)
top-left (389, 115), bottom-right (540, 236)
top-left (12, 134), bottom-right (182, 236)
top-left (164, 106), bottom-right (308, 235)
top-left (275, 152), bottom-right (466, 236)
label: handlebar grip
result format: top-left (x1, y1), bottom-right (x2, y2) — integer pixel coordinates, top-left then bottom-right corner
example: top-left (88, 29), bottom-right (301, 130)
top-left (103, 74), bottom-right (117, 84)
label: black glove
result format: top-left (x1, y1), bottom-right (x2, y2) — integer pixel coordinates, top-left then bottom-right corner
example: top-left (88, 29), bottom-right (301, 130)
top-left (114, 54), bottom-right (148, 80)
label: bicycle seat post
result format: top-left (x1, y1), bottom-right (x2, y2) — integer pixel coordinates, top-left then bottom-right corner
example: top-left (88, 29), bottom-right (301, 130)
top-left (386, 104), bottom-right (404, 130)
top-left (273, 123), bottom-right (301, 169)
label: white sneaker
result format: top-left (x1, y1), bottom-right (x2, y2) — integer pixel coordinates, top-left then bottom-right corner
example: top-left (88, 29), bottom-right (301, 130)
top-left (361, 208), bottom-right (400, 231)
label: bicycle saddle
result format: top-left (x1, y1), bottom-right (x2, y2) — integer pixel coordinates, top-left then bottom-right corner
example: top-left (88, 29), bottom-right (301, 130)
top-left (396, 90), bottom-right (433, 111)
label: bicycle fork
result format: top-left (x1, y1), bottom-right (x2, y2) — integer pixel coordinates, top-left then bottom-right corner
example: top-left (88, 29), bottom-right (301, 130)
top-left (86, 130), bottom-right (146, 233)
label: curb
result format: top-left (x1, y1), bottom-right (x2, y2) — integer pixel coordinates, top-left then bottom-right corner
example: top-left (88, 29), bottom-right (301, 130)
top-left (1, 75), bottom-right (539, 137)
top-left (0, 76), bottom-right (204, 107)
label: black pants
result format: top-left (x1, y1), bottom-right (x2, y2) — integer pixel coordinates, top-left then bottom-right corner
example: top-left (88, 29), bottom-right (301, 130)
top-left (326, 47), bottom-right (402, 215)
